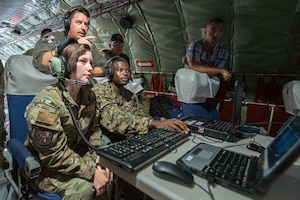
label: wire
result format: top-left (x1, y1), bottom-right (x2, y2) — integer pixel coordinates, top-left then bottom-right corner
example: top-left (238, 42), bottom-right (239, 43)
top-left (194, 181), bottom-right (215, 200)
top-left (191, 133), bottom-right (225, 144)
top-left (59, 82), bottom-right (99, 152)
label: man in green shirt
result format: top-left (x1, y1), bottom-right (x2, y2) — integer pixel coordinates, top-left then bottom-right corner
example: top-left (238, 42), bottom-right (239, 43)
top-left (32, 5), bottom-right (107, 77)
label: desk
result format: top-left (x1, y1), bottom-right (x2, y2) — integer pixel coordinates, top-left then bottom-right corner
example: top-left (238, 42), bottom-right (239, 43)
top-left (102, 134), bottom-right (300, 200)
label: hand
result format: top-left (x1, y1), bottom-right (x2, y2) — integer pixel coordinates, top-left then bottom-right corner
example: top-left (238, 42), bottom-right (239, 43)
top-left (182, 56), bottom-right (188, 65)
top-left (77, 36), bottom-right (96, 49)
top-left (220, 69), bottom-right (232, 82)
top-left (151, 118), bottom-right (190, 134)
top-left (93, 164), bottom-right (113, 196)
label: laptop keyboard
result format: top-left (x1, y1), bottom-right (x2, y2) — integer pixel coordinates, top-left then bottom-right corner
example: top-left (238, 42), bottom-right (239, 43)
top-left (203, 149), bottom-right (258, 188)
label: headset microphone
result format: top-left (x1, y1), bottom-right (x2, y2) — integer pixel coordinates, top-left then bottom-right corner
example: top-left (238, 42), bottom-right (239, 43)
top-left (85, 77), bottom-right (96, 88)
top-left (60, 76), bottom-right (89, 86)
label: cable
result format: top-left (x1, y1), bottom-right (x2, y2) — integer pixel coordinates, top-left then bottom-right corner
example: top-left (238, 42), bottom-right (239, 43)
top-left (59, 82), bottom-right (99, 152)
top-left (194, 181), bottom-right (215, 200)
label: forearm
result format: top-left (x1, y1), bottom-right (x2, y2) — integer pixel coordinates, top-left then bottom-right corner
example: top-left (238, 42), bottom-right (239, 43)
top-left (93, 66), bottom-right (105, 77)
top-left (101, 105), bottom-right (150, 135)
top-left (189, 61), bottom-right (223, 75)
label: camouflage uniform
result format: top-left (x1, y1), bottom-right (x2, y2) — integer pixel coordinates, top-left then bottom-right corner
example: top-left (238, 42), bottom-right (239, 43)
top-left (32, 31), bottom-right (107, 74)
top-left (25, 84), bottom-right (106, 199)
top-left (92, 81), bottom-right (152, 142)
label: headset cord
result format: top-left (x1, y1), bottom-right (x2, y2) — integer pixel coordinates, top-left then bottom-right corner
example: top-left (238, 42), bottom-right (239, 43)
top-left (59, 82), bottom-right (98, 152)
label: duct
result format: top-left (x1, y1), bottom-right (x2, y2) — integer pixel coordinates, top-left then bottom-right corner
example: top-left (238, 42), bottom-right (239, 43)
top-left (0, 0), bottom-right (141, 62)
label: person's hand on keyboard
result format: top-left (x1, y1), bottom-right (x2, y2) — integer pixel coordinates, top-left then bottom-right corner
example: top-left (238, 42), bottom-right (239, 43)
top-left (150, 118), bottom-right (190, 134)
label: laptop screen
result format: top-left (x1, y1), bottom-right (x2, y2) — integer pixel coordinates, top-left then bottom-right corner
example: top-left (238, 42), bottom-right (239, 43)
top-left (264, 114), bottom-right (300, 174)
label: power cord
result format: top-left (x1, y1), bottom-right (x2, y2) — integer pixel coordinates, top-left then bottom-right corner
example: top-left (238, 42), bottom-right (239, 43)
top-left (194, 181), bottom-right (215, 200)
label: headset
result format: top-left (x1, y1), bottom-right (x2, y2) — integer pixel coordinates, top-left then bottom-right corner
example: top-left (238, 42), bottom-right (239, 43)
top-left (64, 5), bottom-right (90, 33)
top-left (105, 56), bottom-right (130, 81)
top-left (49, 37), bottom-right (78, 79)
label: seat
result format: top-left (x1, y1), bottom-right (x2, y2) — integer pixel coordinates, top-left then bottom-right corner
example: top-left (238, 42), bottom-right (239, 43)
top-left (4, 55), bottom-right (60, 199)
top-left (175, 68), bottom-right (220, 119)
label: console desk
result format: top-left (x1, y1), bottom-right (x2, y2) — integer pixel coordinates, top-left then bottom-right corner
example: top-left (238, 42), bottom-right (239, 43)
top-left (101, 133), bottom-right (300, 200)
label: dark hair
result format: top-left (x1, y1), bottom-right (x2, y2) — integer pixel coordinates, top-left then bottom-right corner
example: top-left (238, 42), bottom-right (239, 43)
top-left (60, 43), bottom-right (91, 74)
top-left (41, 28), bottom-right (52, 37)
top-left (207, 17), bottom-right (225, 26)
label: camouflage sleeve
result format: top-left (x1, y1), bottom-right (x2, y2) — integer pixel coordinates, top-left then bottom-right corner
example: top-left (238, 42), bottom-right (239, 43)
top-left (101, 105), bottom-right (151, 135)
top-left (93, 83), bottom-right (151, 135)
top-left (88, 107), bottom-right (106, 161)
top-left (25, 89), bottom-right (96, 181)
top-left (92, 47), bottom-right (107, 74)
top-left (32, 32), bottom-right (64, 74)
top-left (127, 94), bottom-right (150, 117)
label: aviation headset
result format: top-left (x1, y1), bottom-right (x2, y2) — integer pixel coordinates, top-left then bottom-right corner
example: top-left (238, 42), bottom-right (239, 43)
top-left (64, 5), bottom-right (90, 33)
top-left (105, 56), bottom-right (130, 81)
top-left (49, 37), bottom-right (78, 79)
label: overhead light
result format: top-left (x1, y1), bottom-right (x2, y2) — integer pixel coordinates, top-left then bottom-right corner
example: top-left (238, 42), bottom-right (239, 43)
top-left (12, 27), bottom-right (22, 35)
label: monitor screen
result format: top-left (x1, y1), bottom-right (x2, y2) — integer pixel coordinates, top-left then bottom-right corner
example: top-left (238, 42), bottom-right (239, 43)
top-left (267, 115), bottom-right (300, 168)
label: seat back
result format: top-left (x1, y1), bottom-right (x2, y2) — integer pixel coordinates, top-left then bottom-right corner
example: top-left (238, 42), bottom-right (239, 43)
top-left (4, 55), bottom-right (57, 141)
top-left (175, 68), bottom-right (220, 104)
top-left (7, 95), bottom-right (34, 143)
top-left (4, 55), bottom-right (61, 200)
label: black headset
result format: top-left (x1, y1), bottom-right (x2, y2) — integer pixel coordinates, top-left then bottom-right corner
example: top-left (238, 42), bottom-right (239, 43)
top-left (49, 37), bottom-right (78, 79)
top-left (105, 56), bottom-right (130, 81)
top-left (64, 5), bottom-right (90, 33)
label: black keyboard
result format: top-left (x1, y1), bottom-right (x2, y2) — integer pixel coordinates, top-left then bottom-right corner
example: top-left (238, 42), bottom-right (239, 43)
top-left (96, 129), bottom-right (190, 172)
top-left (204, 120), bottom-right (232, 132)
top-left (203, 149), bottom-right (258, 188)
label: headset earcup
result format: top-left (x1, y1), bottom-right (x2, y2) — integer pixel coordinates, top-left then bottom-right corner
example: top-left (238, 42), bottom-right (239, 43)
top-left (49, 56), bottom-right (68, 78)
top-left (64, 17), bottom-right (70, 33)
top-left (105, 64), bottom-right (114, 80)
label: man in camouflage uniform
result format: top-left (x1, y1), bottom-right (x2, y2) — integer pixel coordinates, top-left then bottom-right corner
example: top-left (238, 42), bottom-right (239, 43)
top-left (25, 40), bottom-right (112, 199)
top-left (32, 5), bottom-right (107, 76)
top-left (101, 34), bottom-right (130, 65)
top-left (92, 56), bottom-right (189, 143)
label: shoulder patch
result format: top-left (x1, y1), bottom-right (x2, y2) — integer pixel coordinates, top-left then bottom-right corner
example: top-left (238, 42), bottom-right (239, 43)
top-left (36, 110), bottom-right (58, 125)
top-left (33, 128), bottom-right (54, 146)
top-left (41, 35), bottom-right (55, 44)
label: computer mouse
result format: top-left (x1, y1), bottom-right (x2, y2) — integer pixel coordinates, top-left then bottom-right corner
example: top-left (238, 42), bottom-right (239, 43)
top-left (152, 161), bottom-right (194, 186)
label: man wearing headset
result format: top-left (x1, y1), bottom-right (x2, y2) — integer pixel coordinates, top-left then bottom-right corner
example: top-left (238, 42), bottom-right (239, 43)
top-left (92, 56), bottom-right (189, 143)
top-left (32, 5), bottom-right (107, 76)
top-left (25, 38), bottom-right (112, 199)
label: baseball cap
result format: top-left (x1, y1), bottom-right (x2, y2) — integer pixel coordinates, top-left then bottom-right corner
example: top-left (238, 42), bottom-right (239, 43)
top-left (110, 33), bottom-right (124, 44)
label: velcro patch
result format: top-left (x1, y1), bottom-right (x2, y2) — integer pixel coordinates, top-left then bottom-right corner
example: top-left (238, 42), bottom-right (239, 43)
top-left (36, 111), bottom-right (58, 125)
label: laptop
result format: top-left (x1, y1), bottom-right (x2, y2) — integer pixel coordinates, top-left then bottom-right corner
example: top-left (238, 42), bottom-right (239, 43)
top-left (182, 80), bottom-right (244, 142)
top-left (176, 111), bottom-right (300, 195)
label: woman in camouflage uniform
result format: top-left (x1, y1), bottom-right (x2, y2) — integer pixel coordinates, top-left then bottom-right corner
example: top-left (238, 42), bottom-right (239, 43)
top-left (25, 39), bottom-right (112, 199)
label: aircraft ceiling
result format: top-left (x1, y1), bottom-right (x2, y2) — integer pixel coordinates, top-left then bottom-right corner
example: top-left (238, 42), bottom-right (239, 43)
top-left (1, 0), bottom-right (300, 99)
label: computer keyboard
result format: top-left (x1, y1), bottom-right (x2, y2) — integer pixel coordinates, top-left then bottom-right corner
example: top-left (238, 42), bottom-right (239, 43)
top-left (96, 129), bottom-right (190, 172)
top-left (203, 149), bottom-right (258, 188)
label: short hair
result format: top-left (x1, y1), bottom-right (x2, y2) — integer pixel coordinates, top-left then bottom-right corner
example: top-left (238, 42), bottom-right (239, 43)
top-left (207, 17), bottom-right (225, 26)
top-left (41, 28), bottom-right (52, 37)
